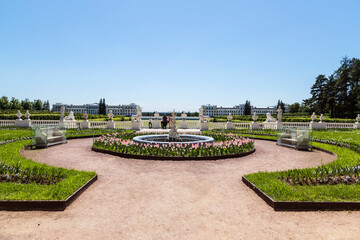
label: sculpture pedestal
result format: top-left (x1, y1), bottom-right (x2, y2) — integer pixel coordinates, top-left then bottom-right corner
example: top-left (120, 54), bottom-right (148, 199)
top-left (250, 122), bottom-right (259, 130)
top-left (80, 120), bottom-right (91, 129)
top-left (310, 122), bottom-right (326, 130)
top-left (180, 120), bottom-right (188, 129)
top-left (276, 121), bottom-right (282, 130)
top-left (354, 122), bottom-right (360, 129)
top-left (132, 121), bottom-right (141, 130)
top-left (225, 122), bottom-right (234, 130)
top-left (152, 120), bottom-right (160, 129)
top-left (199, 122), bottom-right (208, 131)
top-left (309, 122), bottom-right (317, 130)
top-left (15, 119), bottom-right (31, 128)
top-left (107, 120), bottom-right (115, 129)
top-left (317, 122), bottom-right (326, 129)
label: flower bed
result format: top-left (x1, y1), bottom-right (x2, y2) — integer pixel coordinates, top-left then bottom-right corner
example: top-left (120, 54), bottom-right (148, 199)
top-left (93, 132), bottom-right (254, 159)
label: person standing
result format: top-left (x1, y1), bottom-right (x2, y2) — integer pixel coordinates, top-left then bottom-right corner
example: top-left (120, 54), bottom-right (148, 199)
top-left (162, 115), bottom-right (167, 129)
top-left (149, 117), bottom-right (152, 128)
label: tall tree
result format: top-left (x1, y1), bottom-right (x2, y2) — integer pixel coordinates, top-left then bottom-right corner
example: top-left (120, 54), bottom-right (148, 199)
top-left (276, 100), bottom-right (285, 113)
top-left (21, 98), bottom-right (31, 110)
top-left (335, 57), bottom-right (351, 117)
top-left (289, 102), bottom-right (300, 113)
top-left (102, 98), bottom-right (106, 115)
top-left (33, 99), bottom-right (43, 110)
top-left (323, 75), bottom-right (337, 118)
top-left (244, 100), bottom-right (251, 115)
top-left (310, 75), bottom-right (327, 113)
top-left (10, 97), bottom-right (21, 109)
top-left (0, 96), bottom-right (10, 110)
top-left (99, 99), bottom-right (103, 115)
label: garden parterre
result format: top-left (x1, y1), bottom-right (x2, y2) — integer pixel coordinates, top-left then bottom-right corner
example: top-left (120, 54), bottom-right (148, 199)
top-left (93, 132), bottom-right (254, 157)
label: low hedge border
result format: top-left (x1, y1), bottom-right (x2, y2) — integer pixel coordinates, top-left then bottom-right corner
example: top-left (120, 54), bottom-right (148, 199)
top-left (92, 146), bottom-right (256, 161)
top-left (242, 136), bottom-right (360, 211)
top-left (0, 175), bottom-right (97, 211)
top-left (0, 135), bottom-right (99, 211)
top-left (242, 176), bottom-right (360, 211)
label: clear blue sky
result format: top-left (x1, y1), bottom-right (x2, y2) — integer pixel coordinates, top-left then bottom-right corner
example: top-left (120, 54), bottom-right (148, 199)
top-left (1, 0), bottom-right (360, 112)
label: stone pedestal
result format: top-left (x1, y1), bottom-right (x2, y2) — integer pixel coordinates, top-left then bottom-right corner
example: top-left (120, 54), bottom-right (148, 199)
top-left (180, 120), bottom-right (188, 129)
top-left (132, 121), bottom-right (141, 130)
top-left (354, 122), bottom-right (360, 129)
top-left (107, 120), bottom-right (115, 129)
top-left (199, 122), bottom-right (208, 131)
top-left (309, 122), bottom-right (317, 130)
top-left (250, 122), bottom-right (259, 130)
top-left (152, 120), bottom-right (160, 129)
top-left (15, 119), bottom-right (31, 128)
top-left (317, 122), bottom-right (326, 129)
top-left (80, 120), bottom-right (91, 129)
top-left (276, 121), bottom-right (282, 130)
top-left (225, 122), bottom-right (234, 130)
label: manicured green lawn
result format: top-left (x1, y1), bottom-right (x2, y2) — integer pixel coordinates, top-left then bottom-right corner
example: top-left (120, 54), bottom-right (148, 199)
top-left (0, 140), bottom-right (96, 200)
top-left (245, 143), bottom-right (360, 202)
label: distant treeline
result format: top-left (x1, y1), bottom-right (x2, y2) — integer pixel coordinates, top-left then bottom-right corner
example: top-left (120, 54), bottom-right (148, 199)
top-left (0, 96), bottom-right (50, 111)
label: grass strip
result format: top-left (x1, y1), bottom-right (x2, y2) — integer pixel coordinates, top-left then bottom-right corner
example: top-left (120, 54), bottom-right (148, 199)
top-left (0, 140), bottom-right (96, 200)
top-left (245, 143), bottom-right (360, 202)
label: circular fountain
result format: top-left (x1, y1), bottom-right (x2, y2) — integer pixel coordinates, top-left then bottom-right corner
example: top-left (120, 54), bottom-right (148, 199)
top-left (133, 109), bottom-right (214, 145)
top-left (133, 134), bottom-right (214, 145)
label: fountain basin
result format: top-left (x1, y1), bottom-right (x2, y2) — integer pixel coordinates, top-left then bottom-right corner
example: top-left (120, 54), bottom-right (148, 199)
top-left (133, 134), bottom-right (214, 145)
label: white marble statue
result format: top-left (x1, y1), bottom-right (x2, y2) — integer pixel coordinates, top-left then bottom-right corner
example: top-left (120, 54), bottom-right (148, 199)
top-left (65, 111), bottom-right (75, 121)
top-left (227, 113), bottom-right (233, 122)
top-left (252, 112), bottom-right (258, 122)
top-left (169, 109), bottom-right (180, 140)
top-left (265, 112), bottom-right (276, 122)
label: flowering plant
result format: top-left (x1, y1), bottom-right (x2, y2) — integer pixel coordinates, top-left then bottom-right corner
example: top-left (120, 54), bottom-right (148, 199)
top-left (93, 132), bottom-right (254, 157)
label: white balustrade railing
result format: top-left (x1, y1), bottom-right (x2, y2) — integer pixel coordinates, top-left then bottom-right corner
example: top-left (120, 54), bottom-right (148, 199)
top-left (0, 120), bottom-right (16, 127)
top-left (260, 122), bottom-right (278, 130)
top-left (186, 121), bottom-right (199, 129)
top-left (209, 122), bottom-right (226, 130)
top-left (65, 121), bottom-right (81, 129)
top-left (326, 122), bottom-right (355, 129)
top-left (282, 122), bottom-right (310, 128)
top-left (1, 118), bottom-right (358, 131)
top-left (32, 120), bottom-right (60, 127)
top-left (233, 123), bottom-right (251, 129)
top-left (115, 121), bottom-right (132, 129)
top-left (90, 121), bottom-right (108, 129)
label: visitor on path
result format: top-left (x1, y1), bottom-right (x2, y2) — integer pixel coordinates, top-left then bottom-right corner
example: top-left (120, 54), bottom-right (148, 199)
top-left (162, 115), bottom-right (168, 129)
top-left (149, 117), bottom-right (152, 128)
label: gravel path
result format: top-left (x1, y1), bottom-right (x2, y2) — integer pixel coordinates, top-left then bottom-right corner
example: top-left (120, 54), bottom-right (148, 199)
top-left (1, 138), bottom-right (359, 240)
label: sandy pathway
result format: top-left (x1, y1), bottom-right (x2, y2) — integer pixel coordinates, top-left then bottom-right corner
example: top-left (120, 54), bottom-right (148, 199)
top-left (1, 139), bottom-right (359, 240)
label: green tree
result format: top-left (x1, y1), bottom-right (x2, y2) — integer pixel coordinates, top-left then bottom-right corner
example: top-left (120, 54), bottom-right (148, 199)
top-left (323, 75), bottom-right (337, 118)
top-left (33, 99), bottom-right (43, 110)
top-left (0, 96), bottom-right (10, 110)
top-left (276, 100), bottom-right (285, 113)
top-left (10, 97), bottom-right (21, 109)
top-left (289, 102), bottom-right (300, 113)
top-left (102, 98), bottom-right (106, 115)
top-left (21, 99), bottom-right (31, 110)
top-left (244, 100), bottom-right (251, 115)
top-left (310, 74), bottom-right (327, 113)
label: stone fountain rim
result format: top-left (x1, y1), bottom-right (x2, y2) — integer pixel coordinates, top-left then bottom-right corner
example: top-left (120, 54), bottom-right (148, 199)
top-left (132, 134), bottom-right (214, 145)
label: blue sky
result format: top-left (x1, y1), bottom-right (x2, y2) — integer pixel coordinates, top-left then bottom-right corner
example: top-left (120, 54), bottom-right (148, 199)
top-left (1, 0), bottom-right (359, 112)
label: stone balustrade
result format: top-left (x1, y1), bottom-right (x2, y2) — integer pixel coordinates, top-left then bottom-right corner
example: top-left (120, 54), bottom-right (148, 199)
top-left (1, 110), bottom-right (359, 131)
